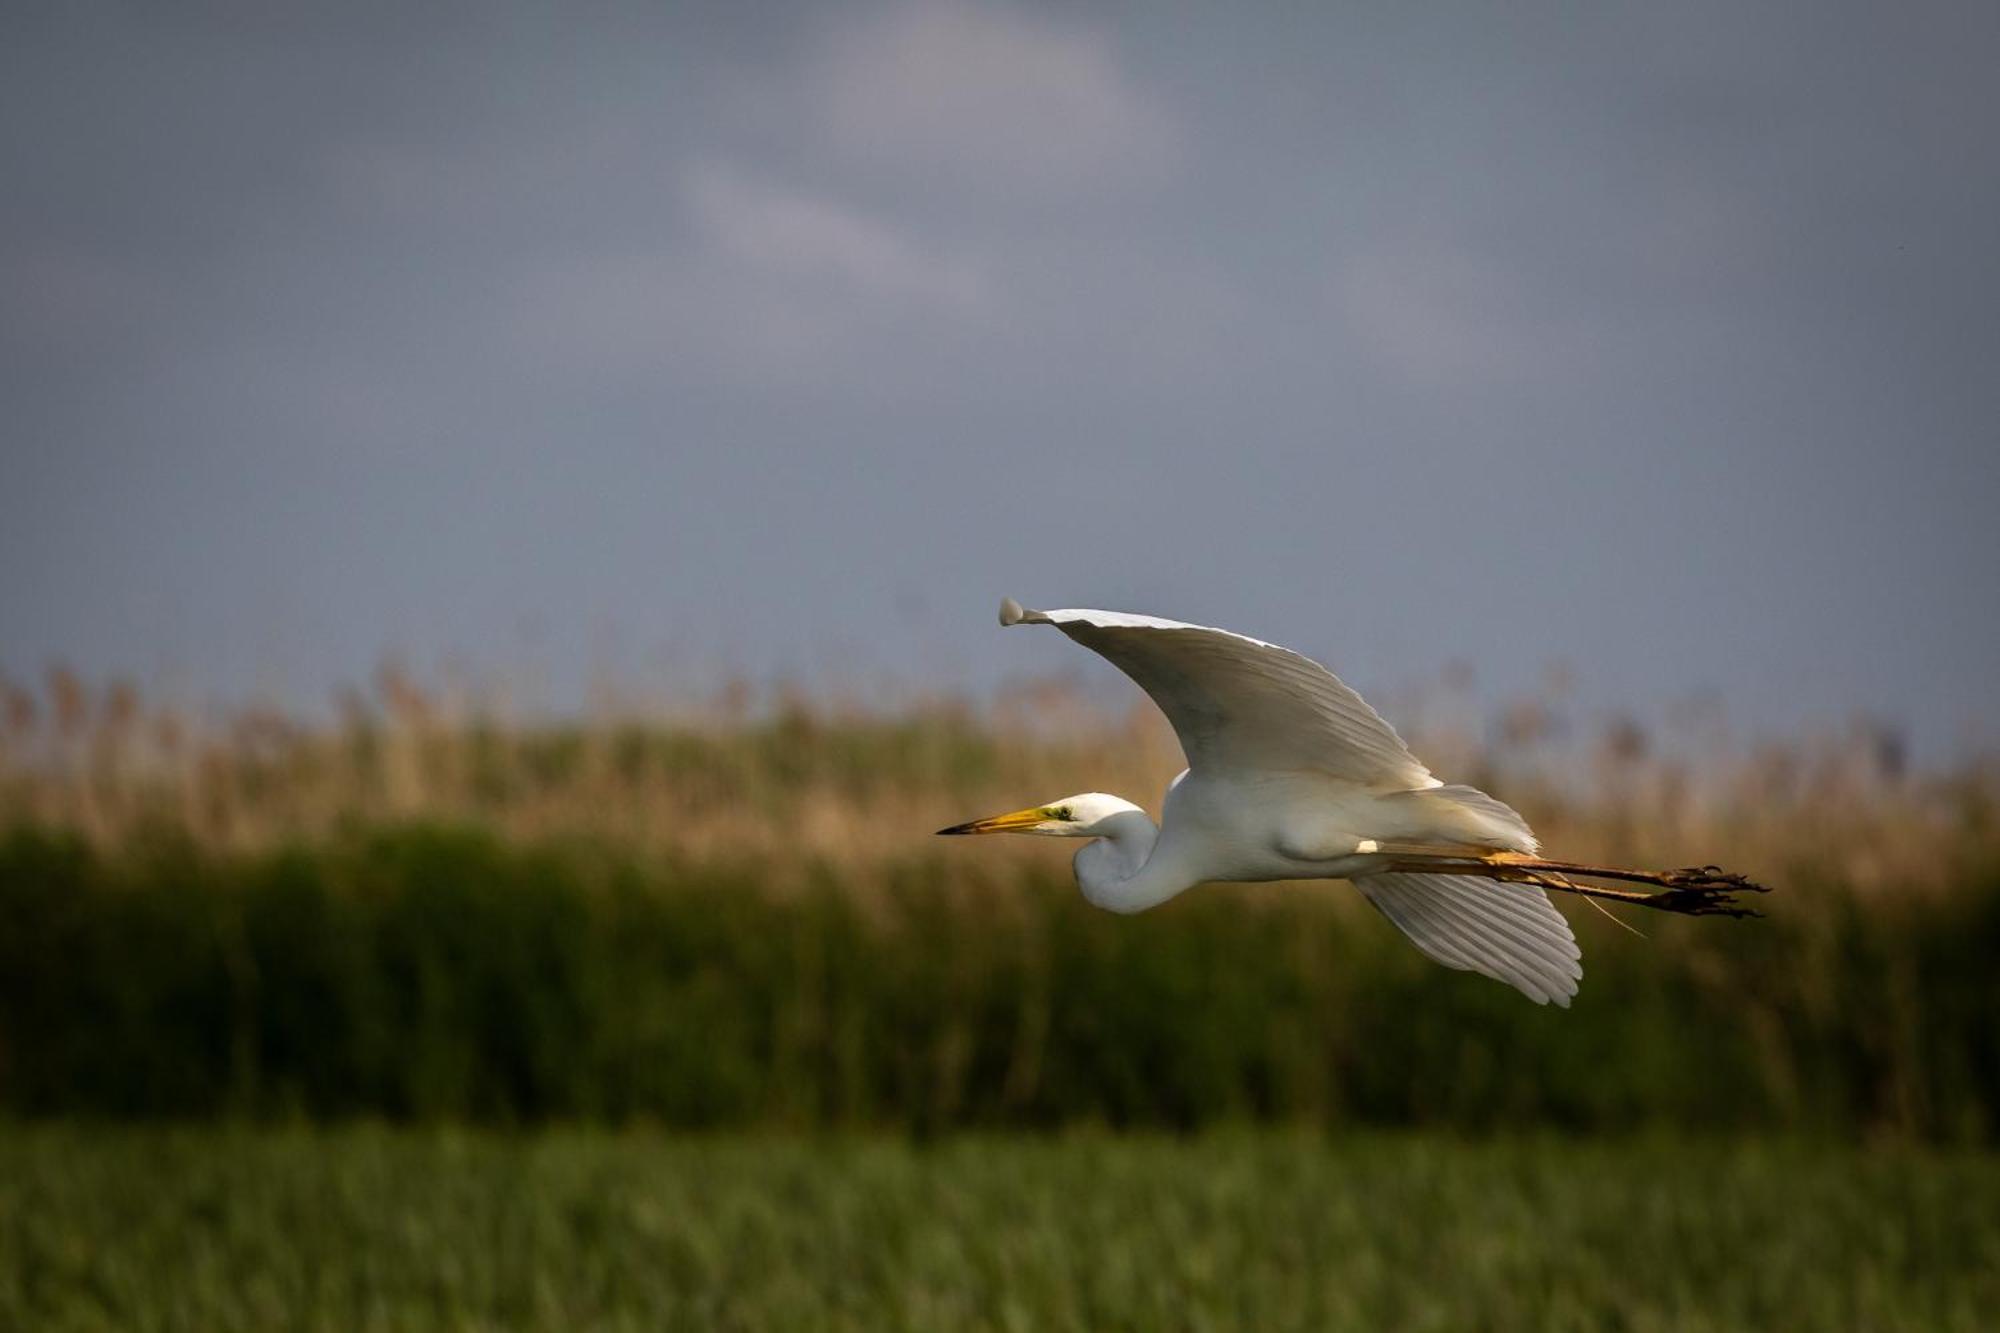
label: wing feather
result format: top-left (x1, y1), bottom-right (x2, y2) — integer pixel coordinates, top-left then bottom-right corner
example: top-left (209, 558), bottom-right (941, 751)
top-left (1355, 872), bottom-right (1582, 1006)
top-left (1002, 601), bottom-right (1430, 787)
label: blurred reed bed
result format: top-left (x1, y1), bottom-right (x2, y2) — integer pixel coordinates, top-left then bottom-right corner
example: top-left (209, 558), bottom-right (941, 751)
top-left (1, 664), bottom-right (1996, 1137)
top-left (2, 663), bottom-right (1991, 897)
top-left (2, 823), bottom-right (1994, 1136)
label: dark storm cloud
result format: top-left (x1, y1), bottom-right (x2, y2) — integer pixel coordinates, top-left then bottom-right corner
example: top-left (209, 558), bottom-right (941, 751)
top-left (2, 1), bottom-right (1995, 753)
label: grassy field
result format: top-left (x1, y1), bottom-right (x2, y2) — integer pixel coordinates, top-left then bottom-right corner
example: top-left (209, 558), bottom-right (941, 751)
top-left (2, 678), bottom-right (1995, 1327)
top-left (2, 1127), bottom-right (1994, 1332)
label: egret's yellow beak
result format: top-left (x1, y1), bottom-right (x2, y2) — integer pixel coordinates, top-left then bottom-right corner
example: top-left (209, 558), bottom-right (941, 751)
top-left (936, 806), bottom-right (1052, 836)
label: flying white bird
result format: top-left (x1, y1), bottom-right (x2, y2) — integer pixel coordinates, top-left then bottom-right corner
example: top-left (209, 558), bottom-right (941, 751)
top-left (940, 599), bottom-right (1764, 1006)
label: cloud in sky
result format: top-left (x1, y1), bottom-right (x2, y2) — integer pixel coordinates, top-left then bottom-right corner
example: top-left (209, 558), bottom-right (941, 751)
top-left (810, 0), bottom-right (1175, 187)
top-left (1, 0), bottom-right (1996, 756)
top-left (685, 163), bottom-right (987, 310)
top-left (506, 161), bottom-right (992, 390)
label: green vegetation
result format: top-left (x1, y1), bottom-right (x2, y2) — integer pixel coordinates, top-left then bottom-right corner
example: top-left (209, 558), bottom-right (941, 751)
top-left (3, 1127), bottom-right (1994, 1332)
top-left (4, 825), bottom-right (1996, 1137)
top-left (2, 676), bottom-right (1995, 1326)
top-left (2, 674), bottom-right (1996, 1135)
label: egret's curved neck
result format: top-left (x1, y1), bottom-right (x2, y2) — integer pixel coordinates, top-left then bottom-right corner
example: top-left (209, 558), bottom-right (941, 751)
top-left (1073, 808), bottom-right (1188, 914)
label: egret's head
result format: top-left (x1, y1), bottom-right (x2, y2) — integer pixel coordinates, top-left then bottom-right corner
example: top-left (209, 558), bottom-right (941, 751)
top-left (937, 792), bottom-right (1144, 838)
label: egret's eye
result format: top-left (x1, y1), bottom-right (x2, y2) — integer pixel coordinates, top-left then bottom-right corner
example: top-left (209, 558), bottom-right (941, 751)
top-left (1052, 806), bottom-right (1073, 821)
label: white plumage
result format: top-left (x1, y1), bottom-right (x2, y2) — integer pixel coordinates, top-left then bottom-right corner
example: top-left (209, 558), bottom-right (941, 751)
top-left (1356, 874), bottom-right (1581, 1007)
top-left (947, 599), bottom-right (1583, 1006)
top-left (1000, 598), bottom-right (1433, 789)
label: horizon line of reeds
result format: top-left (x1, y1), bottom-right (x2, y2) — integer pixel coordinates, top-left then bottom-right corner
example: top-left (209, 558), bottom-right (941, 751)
top-left (1, 661), bottom-right (1991, 899)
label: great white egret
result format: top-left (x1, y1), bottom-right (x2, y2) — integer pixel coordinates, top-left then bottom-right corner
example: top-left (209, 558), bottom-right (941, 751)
top-left (940, 599), bottom-right (1765, 1006)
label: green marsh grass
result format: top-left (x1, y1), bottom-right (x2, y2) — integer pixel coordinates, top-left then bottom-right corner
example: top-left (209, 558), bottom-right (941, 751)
top-left (0, 668), bottom-right (1995, 1135)
top-left (3, 671), bottom-right (1997, 1328)
top-left (2, 823), bottom-right (1994, 1136)
top-left (2, 1127), bottom-right (1995, 1332)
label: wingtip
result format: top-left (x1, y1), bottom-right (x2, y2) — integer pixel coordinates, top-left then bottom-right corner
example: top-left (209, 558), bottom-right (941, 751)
top-left (999, 597), bottom-right (1052, 627)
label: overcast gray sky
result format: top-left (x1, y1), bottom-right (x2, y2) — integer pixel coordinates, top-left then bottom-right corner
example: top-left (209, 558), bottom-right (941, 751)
top-left (3, 1), bottom-right (1996, 755)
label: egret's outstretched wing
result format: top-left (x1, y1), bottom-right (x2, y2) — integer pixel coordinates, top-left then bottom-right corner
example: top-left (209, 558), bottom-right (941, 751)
top-left (1356, 872), bottom-right (1582, 1006)
top-left (1000, 599), bottom-right (1431, 787)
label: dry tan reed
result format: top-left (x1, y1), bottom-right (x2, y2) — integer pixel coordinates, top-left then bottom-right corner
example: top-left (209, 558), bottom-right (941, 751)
top-left (1, 665), bottom-right (1991, 901)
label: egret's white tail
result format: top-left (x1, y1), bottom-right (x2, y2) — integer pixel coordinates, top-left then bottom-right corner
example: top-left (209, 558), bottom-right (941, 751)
top-left (1356, 872), bottom-right (1582, 1006)
top-left (1382, 783), bottom-right (1540, 854)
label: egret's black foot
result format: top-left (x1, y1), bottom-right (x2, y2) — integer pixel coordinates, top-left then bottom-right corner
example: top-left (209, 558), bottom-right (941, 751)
top-left (1643, 866), bottom-right (1771, 918)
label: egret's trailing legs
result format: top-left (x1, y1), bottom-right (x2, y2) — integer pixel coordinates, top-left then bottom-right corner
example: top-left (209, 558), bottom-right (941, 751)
top-left (1378, 852), bottom-right (1769, 918)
